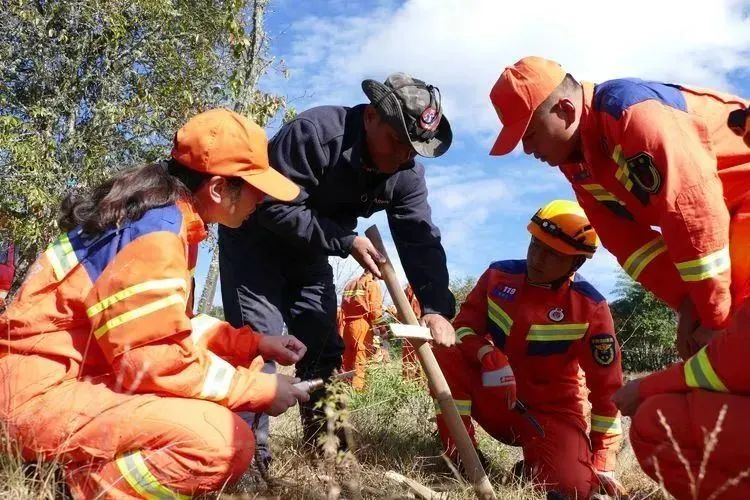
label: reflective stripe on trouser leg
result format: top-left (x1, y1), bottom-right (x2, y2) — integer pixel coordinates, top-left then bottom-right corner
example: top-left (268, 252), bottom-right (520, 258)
top-left (116, 451), bottom-right (190, 499)
top-left (434, 398), bottom-right (476, 453)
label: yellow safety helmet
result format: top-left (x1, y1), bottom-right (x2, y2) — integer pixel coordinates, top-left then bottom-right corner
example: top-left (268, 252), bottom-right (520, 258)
top-left (527, 200), bottom-right (599, 258)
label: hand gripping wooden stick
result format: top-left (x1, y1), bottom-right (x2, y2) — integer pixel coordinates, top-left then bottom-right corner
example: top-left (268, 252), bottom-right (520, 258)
top-left (364, 225), bottom-right (496, 500)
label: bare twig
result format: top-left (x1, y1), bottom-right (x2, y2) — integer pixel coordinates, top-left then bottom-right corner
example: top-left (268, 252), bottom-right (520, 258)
top-left (657, 409), bottom-right (697, 499)
top-left (697, 404), bottom-right (727, 494)
top-left (386, 470), bottom-right (446, 500)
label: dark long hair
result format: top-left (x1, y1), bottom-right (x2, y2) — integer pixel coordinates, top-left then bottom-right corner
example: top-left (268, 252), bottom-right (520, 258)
top-left (58, 160), bottom-right (241, 234)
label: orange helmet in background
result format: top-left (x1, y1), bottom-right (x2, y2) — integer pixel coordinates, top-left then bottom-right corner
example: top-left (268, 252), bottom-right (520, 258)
top-left (527, 200), bottom-right (599, 258)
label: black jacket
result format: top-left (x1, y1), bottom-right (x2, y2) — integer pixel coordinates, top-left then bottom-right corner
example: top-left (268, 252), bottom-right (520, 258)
top-left (254, 104), bottom-right (455, 318)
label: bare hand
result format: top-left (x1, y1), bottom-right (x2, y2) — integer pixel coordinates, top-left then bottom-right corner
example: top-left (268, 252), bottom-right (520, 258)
top-left (612, 379), bottom-right (642, 417)
top-left (676, 297), bottom-right (700, 360)
top-left (258, 335), bottom-right (307, 365)
top-left (266, 374), bottom-right (310, 416)
top-left (422, 313), bottom-right (455, 347)
top-left (350, 236), bottom-right (385, 278)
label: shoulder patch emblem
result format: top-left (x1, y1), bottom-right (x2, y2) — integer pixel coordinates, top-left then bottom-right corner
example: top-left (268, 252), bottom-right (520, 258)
top-left (547, 307), bottom-right (564, 322)
top-left (492, 285), bottom-right (517, 301)
top-left (420, 107), bottom-right (440, 131)
top-left (626, 152), bottom-right (662, 196)
top-left (590, 334), bottom-right (616, 367)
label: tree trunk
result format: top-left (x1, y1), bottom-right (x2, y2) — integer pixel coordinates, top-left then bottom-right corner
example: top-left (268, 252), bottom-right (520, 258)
top-left (198, 240), bottom-right (220, 314)
top-left (198, 0), bottom-right (270, 314)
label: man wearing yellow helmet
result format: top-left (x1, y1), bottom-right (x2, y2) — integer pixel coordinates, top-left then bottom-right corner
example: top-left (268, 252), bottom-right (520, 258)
top-left (432, 200), bottom-right (624, 499)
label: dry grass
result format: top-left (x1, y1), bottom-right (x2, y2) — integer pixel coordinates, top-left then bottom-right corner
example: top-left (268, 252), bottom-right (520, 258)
top-left (1, 361), bottom-right (668, 499)
top-left (0, 429), bottom-right (66, 500)
top-left (222, 362), bottom-right (667, 500)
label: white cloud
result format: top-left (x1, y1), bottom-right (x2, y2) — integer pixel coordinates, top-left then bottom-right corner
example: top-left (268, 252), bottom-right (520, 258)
top-left (422, 162), bottom-right (568, 252)
top-left (258, 0), bottom-right (750, 303)
top-left (283, 0), bottom-right (750, 141)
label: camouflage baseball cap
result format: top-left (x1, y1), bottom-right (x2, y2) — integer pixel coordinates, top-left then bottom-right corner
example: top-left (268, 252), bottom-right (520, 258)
top-left (362, 73), bottom-right (452, 158)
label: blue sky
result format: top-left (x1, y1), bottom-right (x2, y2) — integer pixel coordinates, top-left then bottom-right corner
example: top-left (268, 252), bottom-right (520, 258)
top-left (195, 0), bottom-right (750, 306)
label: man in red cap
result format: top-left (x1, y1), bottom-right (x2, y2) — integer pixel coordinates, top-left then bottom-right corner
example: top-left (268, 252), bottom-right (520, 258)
top-left (488, 57), bottom-right (750, 499)
top-left (489, 56), bottom-right (750, 354)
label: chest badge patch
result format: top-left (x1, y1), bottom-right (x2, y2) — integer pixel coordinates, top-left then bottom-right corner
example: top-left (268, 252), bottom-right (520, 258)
top-left (547, 307), bottom-right (564, 322)
top-left (590, 334), bottom-right (616, 366)
top-left (493, 285), bottom-right (517, 301)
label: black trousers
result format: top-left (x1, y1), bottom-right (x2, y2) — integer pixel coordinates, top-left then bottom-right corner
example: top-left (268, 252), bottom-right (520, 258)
top-left (218, 223), bottom-right (345, 459)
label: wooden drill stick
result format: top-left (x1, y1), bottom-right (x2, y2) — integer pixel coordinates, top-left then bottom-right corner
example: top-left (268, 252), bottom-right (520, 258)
top-left (364, 225), bottom-right (496, 500)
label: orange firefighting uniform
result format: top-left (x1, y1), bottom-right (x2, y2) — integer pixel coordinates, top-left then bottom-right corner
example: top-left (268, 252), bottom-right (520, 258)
top-left (0, 201), bottom-right (277, 498)
top-left (341, 272), bottom-right (386, 390)
top-left (401, 284), bottom-right (422, 379)
top-left (626, 102), bottom-right (750, 499)
top-left (630, 298), bottom-right (750, 499)
top-left (336, 306), bottom-right (344, 337)
top-left (561, 80), bottom-right (750, 330)
top-left (433, 260), bottom-right (623, 497)
top-left (0, 241), bottom-right (14, 306)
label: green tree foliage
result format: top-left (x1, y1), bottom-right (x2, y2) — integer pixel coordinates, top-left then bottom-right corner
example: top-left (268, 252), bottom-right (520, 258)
top-left (0, 0), bottom-right (285, 289)
top-left (450, 275), bottom-right (477, 315)
top-left (208, 305), bottom-right (225, 320)
top-left (610, 272), bottom-right (679, 372)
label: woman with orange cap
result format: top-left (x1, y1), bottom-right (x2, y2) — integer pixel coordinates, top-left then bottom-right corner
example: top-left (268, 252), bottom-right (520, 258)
top-left (432, 200), bottom-right (625, 499)
top-left (0, 109), bottom-right (310, 498)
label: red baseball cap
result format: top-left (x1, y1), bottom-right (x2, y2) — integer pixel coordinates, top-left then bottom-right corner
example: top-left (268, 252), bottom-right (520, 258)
top-left (489, 57), bottom-right (566, 156)
top-left (172, 108), bottom-right (300, 201)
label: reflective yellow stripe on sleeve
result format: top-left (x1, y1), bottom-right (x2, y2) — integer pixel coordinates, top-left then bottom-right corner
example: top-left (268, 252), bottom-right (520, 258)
top-left (487, 299), bottom-right (513, 336)
top-left (87, 278), bottom-right (188, 318)
top-left (675, 247), bottom-right (731, 282)
top-left (622, 237), bottom-right (667, 281)
top-left (455, 327), bottom-right (477, 342)
top-left (116, 450), bottom-right (190, 499)
top-left (581, 183), bottom-right (625, 205)
top-left (190, 313), bottom-right (222, 344)
top-left (591, 413), bottom-right (623, 435)
top-left (93, 294), bottom-right (185, 339)
top-left (684, 346), bottom-right (728, 392)
top-left (45, 233), bottom-right (79, 280)
top-left (611, 145), bottom-right (634, 191)
top-left (199, 352), bottom-right (236, 401)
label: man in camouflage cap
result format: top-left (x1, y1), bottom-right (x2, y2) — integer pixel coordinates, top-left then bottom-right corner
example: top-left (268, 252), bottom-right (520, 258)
top-left (219, 73), bottom-right (457, 459)
top-left (361, 72), bottom-right (452, 159)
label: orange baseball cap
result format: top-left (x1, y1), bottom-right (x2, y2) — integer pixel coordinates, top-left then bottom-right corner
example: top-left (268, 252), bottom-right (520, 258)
top-left (489, 56), bottom-right (566, 156)
top-left (172, 108), bottom-right (300, 201)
